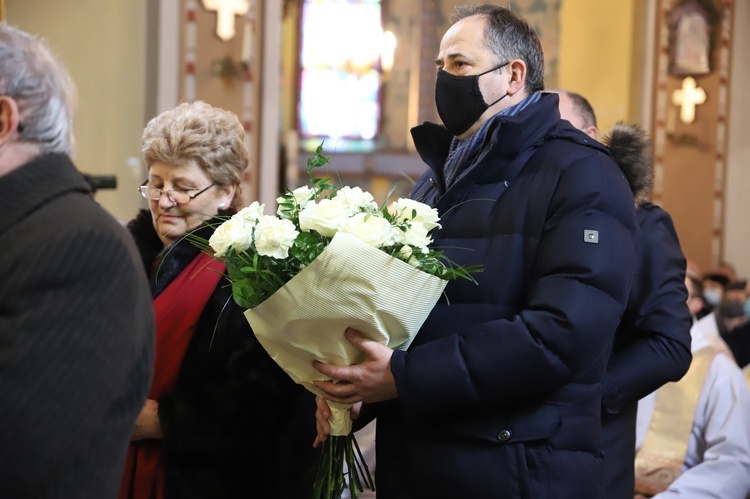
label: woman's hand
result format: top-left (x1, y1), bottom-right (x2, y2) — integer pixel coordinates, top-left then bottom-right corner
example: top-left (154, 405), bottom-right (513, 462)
top-left (312, 396), bottom-right (331, 448)
top-left (312, 396), bottom-right (362, 448)
top-left (131, 399), bottom-right (163, 441)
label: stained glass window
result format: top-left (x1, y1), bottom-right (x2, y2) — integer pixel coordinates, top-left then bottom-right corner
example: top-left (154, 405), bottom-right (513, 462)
top-left (298, 0), bottom-right (383, 152)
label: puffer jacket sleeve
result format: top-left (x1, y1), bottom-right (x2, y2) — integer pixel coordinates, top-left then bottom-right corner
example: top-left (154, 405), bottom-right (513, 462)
top-left (391, 145), bottom-right (638, 419)
top-left (601, 204), bottom-right (692, 413)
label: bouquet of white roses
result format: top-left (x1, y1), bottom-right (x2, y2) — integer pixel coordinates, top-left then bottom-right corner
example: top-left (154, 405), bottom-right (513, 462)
top-left (194, 145), bottom-right (479, 498)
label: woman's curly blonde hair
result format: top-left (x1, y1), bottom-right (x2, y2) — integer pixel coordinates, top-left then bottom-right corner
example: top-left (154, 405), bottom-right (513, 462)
top-left (141, 100), bottom-right (249, 209)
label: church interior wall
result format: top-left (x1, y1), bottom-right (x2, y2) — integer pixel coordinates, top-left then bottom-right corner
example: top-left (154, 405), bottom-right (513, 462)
top-left (558, 0), bottom-right (641, 130)
top-left (6, 0), bottom-right (150, 223)
top-left (723, 0), bottom-right (750, 280)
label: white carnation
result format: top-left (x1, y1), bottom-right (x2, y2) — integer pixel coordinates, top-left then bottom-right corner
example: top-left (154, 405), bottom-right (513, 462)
top-left (390, 198), bottom-right (441, 231)
top-left (209, 216), bottom-right (254, 257)
top-left (390, 226), bottom-right (406, 246)
top-left (339, 212), bottom-right (393, 248)
top-left (332, 186), bottom-right (378, 216)
top-left (299, 198), bottom-right (347, 237)
top-left (253, 215), bottom-right (299, 259)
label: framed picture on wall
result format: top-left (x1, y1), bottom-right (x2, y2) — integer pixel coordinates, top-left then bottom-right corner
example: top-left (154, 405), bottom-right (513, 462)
top-left (667, 0), bottom-right (720, 76)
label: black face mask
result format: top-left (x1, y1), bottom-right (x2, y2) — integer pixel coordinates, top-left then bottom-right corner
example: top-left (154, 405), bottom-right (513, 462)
top-left (435, 62), bottom-right (509, 136)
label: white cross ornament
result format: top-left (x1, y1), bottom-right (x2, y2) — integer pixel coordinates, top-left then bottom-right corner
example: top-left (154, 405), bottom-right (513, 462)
top-left (202, 0), bottom-right (249, 41)
top-left (671, 76), bottom-right (706, 124)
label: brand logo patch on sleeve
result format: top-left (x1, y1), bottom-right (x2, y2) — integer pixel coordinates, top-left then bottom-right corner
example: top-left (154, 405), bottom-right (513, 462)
top-left (584, 229), bottom-right (599, 244)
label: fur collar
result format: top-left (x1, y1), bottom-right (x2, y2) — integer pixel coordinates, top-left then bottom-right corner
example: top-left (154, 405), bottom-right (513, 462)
top-left (602, 122), bottom-right (653, 205)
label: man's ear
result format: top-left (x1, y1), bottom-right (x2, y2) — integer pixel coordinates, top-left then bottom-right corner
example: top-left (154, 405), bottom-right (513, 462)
top-left (506, 59), bottom-right (527, 96)
top-left (0, 96), bottom-right (21, 145)
top-left (583, 125), bottom-right (598, 140)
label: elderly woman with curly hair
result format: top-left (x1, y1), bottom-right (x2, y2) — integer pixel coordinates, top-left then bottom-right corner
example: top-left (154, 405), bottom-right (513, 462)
top-left (119, 101), bottom-right (318, 499)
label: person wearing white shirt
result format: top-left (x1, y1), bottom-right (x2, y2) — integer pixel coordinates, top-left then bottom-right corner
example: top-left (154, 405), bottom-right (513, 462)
top-left (634, 276), bottom-right (750, 498)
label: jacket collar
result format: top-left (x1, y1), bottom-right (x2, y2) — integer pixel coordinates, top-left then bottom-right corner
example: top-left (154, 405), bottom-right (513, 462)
top-left (0, 153), bottom-right (91, 237)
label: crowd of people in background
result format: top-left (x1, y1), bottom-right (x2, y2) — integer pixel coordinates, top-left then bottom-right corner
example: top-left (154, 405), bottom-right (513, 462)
top-left (689, 260), bottom-right (750, 369)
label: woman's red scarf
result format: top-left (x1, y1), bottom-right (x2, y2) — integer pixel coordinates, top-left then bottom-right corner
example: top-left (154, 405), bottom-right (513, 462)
top-left (119, 252), bottom-right (225, 499)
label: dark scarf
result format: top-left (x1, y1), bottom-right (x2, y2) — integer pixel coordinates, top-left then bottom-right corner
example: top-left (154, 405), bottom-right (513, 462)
top-left (443, 91), bottom-right (542, 187)
top-left (126, 208), bottom-right (234, 297)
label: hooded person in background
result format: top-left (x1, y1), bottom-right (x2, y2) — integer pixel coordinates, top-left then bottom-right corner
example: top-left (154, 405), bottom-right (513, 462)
top-left (0, 24), bottom-right (155, 498)
top-left (556, 89), bottom-right (692, 499)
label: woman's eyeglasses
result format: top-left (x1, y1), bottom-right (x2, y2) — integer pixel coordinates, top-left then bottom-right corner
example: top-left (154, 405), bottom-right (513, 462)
top-left (138, 183), bottom-right (216, 204)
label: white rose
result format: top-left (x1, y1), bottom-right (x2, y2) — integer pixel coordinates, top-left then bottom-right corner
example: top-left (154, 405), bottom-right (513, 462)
top-left (397, 245), bottom-right (413, 260)
top-left (390, 198), bottom-right (441, 231)
top-left (277, 186), bottom-right (315, 217)
top-left (397, 245), bottom-right (421, 267)
top-left (237, 201), bottom-right (266, 223)
top-left (402, 222), bottom-right (432, 251)
top-left (253, 215), bottom-right (299, 259)
top-left (209, 216), bottom-right (254, 257)
top-left (332, 186), bottom-right (378, 216)
top-left (339, 212), bottom-right (393, 248)
top-left (299, 198), bottom-right (348, 237)
top-left (407, 256), bottom-right (421, 267)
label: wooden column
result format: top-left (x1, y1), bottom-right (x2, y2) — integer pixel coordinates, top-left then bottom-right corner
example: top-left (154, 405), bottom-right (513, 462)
top-left (178, 0), bottom-right (264, 207)
top-left (651, 0), bottom-right (735, 271)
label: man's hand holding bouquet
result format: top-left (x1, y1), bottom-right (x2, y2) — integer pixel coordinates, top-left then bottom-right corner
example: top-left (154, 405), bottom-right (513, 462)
top-left (191, 145), bottom-right (479, 498)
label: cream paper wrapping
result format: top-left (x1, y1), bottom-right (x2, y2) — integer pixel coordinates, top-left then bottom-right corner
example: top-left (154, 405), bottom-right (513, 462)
top-left (244, 232), bottom-right (447, 435)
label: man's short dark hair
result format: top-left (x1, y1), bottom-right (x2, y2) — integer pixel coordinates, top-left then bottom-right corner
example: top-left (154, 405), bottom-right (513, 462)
top-left (451, 4), bottom-right (545, 92)
top-left (564, 90), bottom-right (598, 129)
top-left (726, 281), bottom-right (747, 292)
top-left (704, 273), bottom-right (730, 288)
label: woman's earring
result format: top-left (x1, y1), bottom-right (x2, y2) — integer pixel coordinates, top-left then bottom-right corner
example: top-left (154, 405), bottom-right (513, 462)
top-left (219, 202), bottom-right (225, 210)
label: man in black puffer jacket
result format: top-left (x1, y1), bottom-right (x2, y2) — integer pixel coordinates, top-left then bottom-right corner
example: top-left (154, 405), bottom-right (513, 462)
top-left (314, 5), bottom-right (638, 498)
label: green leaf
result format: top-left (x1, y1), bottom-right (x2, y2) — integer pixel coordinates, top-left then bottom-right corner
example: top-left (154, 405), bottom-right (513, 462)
top-left (307, 141), bottom-right (331, 177)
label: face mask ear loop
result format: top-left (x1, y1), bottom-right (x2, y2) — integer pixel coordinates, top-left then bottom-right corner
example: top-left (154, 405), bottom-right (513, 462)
top-left (478, 61), bottom-right (510, 77)
top-left (481, 62), bottom-right (511, 107)
top-left (485, 92), bottom-right (508, 108)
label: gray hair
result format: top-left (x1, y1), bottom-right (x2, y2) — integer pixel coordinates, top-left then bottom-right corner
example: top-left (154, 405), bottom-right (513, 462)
top-left (0, 23), bottom-right (77, 155)
top-left (451, 4), bottom-right (545, 92)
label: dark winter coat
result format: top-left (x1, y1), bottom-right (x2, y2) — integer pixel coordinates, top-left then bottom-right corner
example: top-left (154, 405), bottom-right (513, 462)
top-left (375, 93), bottom-right (639, 499)
top-left (599, 124), bottom-right (692, 498)
top-left (0, 153), bottom-right (154, 498)
top-left (127, 210), bottom-right (318, 499)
